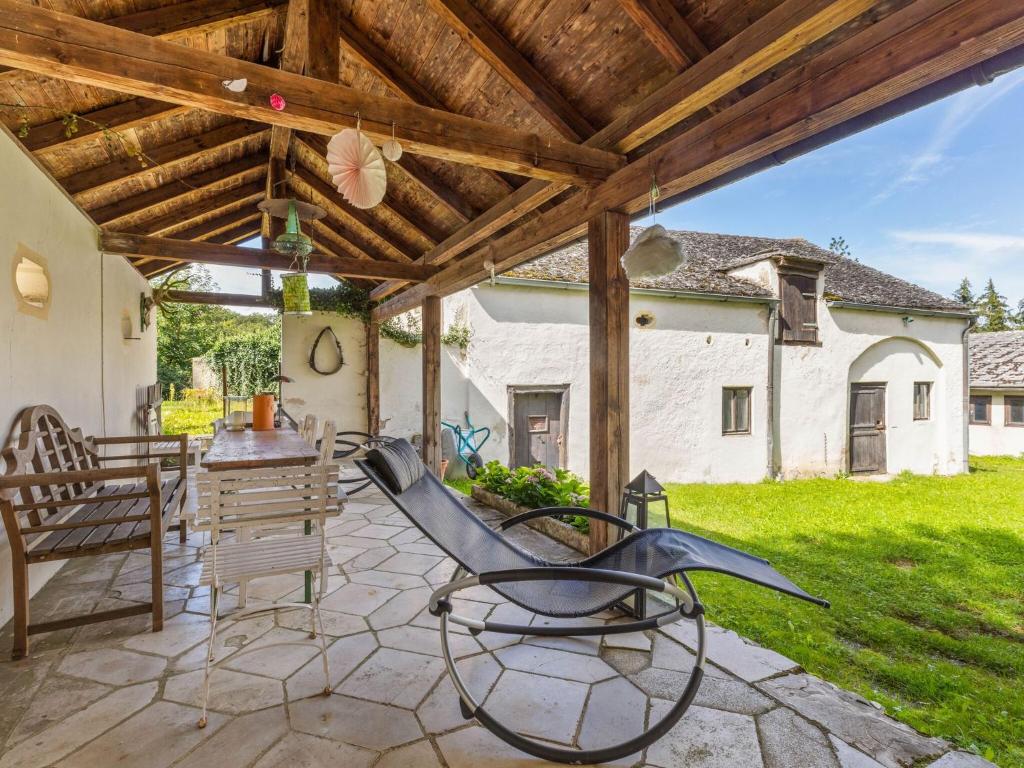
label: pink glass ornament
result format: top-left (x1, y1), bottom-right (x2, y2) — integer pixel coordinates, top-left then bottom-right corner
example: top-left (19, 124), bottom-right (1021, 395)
top-left (269, 93), bottom-right (286, 111)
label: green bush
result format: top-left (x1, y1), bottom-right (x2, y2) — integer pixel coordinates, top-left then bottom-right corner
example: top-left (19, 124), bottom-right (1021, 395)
top-left (207, 327), bottom-right (281, 397)
top-left (475, 461), bottom-right (591, 533)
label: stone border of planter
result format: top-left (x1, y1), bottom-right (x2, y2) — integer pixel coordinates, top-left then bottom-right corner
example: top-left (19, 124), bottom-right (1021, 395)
top-left (470, 485), bottom-right (590, 553)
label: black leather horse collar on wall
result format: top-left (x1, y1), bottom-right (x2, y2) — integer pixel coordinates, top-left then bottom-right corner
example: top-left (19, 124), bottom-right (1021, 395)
top-left (309, 326), bottom-right (344, 375)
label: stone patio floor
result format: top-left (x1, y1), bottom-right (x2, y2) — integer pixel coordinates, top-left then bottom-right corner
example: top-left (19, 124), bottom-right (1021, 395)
top-left (0, 478), bottom-right (995, 768)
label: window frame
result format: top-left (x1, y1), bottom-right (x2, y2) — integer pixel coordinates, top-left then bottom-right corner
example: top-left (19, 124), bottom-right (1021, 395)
top-left (722, 387), bottom-right (753, 436)
top-left (969, 394), bottom-right (992, 425)
top-left (912, 381), bottom-right (932, 421)
top-left (1005, 395), bottom-right (1024, 428)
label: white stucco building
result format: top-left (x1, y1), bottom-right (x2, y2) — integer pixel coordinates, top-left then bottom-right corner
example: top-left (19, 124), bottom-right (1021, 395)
top-left (968, 331), bottom-right (1024, 456)
top-left (282, 229), bottom-right (972, 484)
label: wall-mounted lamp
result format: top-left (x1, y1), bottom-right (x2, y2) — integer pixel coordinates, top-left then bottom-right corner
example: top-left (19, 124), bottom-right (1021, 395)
top-left (902, 316), bottom-right (914, 326)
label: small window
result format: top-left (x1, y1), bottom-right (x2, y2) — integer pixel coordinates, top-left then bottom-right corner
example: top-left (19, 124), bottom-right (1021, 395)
top-left (723, 387), bottom-right (752, 435)
top-left (969, 395), bottom-right (991, 425)
top-left (14, 255), bottom-right (49, 308)
top-left (913, 382), bottom-right (932, 420)
top-left (1006, 396), bottom-right (1024, 427)
top-left (778, 273), bottom-right (818, 343)
top-left (527, 415), bottom-right (549, 433)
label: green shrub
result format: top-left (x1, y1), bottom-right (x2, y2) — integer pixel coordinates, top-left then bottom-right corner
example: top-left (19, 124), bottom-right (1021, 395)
top-left (475, 461), bottom-right (590, 533)
top-left (207, 328), bottom-right (281, 397)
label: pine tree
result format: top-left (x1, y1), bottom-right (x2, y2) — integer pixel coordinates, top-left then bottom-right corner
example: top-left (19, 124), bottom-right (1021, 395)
top-left (953, 277), bottom-right (975, 306)
top-left (829, 236), bottom-right (852, 259)
top-left (975, 278), bottom-right (1013, 332)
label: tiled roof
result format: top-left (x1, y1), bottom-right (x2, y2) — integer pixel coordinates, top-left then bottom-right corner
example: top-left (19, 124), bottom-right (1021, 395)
top-left (969, 331), bottom-right (1024, 388)
top-left (503, 229), bottom-right (967, 312)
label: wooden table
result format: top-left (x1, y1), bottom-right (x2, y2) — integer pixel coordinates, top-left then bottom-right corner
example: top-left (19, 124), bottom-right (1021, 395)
top-left (201, 427), bottom-right (319, 471)
top-left (200, 426), bottom-right (324, 602)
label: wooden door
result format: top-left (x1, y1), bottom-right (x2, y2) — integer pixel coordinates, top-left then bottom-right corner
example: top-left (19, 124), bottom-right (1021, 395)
top-left (849, 383), bottom-right (886, 474)
top-left (512, 390), bottom-right (564, 469)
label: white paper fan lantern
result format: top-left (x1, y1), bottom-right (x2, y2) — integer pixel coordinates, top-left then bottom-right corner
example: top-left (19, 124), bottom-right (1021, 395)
top-left (620, 224), bottom-right (688, 279)
top-left (381, 138), bottom-right (403, 162)
top-left (326, 128), bottom-right (387, 209)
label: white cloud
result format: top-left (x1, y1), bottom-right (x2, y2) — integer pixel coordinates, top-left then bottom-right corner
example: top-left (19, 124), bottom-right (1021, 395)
top-left (889, 231), bottom-right (1024, 251)
top-left (870, 71), bottom-right (1024, 202)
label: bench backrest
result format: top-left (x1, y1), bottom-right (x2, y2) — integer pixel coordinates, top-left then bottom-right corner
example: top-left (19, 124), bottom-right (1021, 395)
top-left (0, 405), bottom-right (101, 529)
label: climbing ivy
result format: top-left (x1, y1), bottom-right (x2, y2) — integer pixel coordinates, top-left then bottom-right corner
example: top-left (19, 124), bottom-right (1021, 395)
top-left (207, 327), bottom-right (281, 396)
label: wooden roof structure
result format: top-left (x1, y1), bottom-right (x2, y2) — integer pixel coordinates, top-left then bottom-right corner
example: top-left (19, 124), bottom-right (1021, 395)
top-left (0, 0), bottom-right (1020, 302)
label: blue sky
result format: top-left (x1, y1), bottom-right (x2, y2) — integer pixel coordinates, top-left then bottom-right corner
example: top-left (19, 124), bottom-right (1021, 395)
top-left (210, 67), bottom-right (1024, 308)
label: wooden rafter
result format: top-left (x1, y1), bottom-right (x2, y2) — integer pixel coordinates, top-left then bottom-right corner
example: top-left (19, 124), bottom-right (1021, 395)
top-left (0, 2), bottom-right (622, 184)
top-left (88, 152), bottom-right (268, 225)
top-left (101, 232), bottom-right (441, 281)
top-left (373, 0), bottom-right (1024, 320)
top-left (368, 0), bottom-right (876, 302)
top-left (617, 0), bottom-right (710, 70)
top-left (22, 99), bottom-right (188, 154)
top-left (63, 121), bottom-right (266, 196)
top-left (125, 181), bottom-right (267, 236)
top-left (392, 155), bottom-right (476, 223)
top-left (173, 210), bottom-right (262, 242)
top-left (424, 0), bottom-right (595, 141)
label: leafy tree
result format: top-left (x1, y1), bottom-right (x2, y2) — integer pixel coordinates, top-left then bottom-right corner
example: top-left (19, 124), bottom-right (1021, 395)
top-left (154, 267), bottom-right (278, 396)
top-left (207, 327), bottom-right (281, 396)
top-left (829, 236), bottom-right (852, 259)
top-left (975, 278), bottom-right (1013, 332)
top-left (953, 277), bottom-right (975, 306)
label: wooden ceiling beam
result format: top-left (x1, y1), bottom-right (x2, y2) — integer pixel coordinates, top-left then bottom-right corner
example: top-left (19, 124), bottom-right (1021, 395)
top-left (63, 120), bottom-right (266, 197)
top-left (0, 2), bottom-right (622, 185)
top-left (123, 180), bottom-right (267, 236)
top-left (88, 152), bottom-right (268, 225)
top-left (424, 0), bottom-right (595, 141)
top-left (282, 184), bottom-right (380, 262)
top-left (617, 0), bottom-right (710, 70)
top-left (101, 232), bottom-right (441, 281)
top-left (369, 0), bottom-right (878, 300)
top-left (211, 221), bottom-right (263, 245)
top-left (374, 0), bottom-right (1024, 320)
top-left (174, 210), bottom-right (262, 241)
top-left (22, 98), bottom-right (188, 154)
top-left (392, 155), bottom-right (475, 224)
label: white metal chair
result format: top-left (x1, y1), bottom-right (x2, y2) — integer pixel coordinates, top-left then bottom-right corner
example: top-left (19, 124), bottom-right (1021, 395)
top-left (195, 464), bottom-right (339, 728)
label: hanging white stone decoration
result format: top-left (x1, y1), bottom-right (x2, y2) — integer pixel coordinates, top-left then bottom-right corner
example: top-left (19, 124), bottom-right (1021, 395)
top-left (620, 224), bottom-right (687, 279)
top-left (381, 138), bottom-right (403, 162)
top-left (326, 128), bottom-right (387, 209)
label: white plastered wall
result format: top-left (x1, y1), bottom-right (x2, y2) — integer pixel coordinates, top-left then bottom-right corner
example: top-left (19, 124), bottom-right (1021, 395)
top-left (0, 129), bottom-right (156, 626)
top-left (968, 389), bottom-right (1024, 456)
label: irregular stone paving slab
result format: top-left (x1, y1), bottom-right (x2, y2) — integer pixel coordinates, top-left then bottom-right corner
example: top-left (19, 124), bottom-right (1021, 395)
top-left (694, 674), bottom-right (777, 715)
top-left (163, 667), bottom-right (284, 714)
top-left (927, 752), bottom-right (999, 768)
top-left (352, 523), bottom-right (407, 540)
top-left (172, 613), bottom-right (276, 673)
top-left (701, 626), bottom-right (799, 682)
top-left (111, 581), bottom-right (190, 603)
top-left (644, 702), bottom-right (764, 768)
top-left (369, 586), bottom-right (435, 630)
top-left (378, 552), bottom-right (445, 575)
top-left (0, 683), bottom-right (157, 768)
top-left (324, 544), bottom-right (369, 566)
top-left (286, 631), bottom-right (377, 700)
top-left (121, 610), bottom-right (209, 657)
top-left (375, 739), bottom-right (444, 768)
top-left (578, 676), bottom-right (647, 755)
top-left (0, 655), bottom-right (55, 743)
top-left (277, 606), bottom-right (368, 637)
top-left (251, 731), bottom-right (376, 768)
top-left (758, 674), bottom-right (947, 768)
top-left (348, 546), bottom-right (398, 570)
top-left (437, 724), bottom-right (568, 768)
top-left (603, 631), bottom-right (653, 652)
top-left (527, 615), bottom-right (604, 655)
top-left (757, 707), bottom-right (840, 768)
top-left (6, 674), bottom-right (111, 748)
top-left (376, 624), bottom-right (481, 658)
top-left (495, 643), bottom-right (618, 683)
top-left (55, 700), bottom-right (227, 768)
top-left (58, 647), bottom-right (167, 686)
top-left (221, 627), bottom-right (321, 679)
top-left (339, 648), bottom-right (446, 709)
top-left (321, 581), bottom-right (399, 615)
top-left (830, 735), bottom-right (887, 768)
top-left (416, 653), bottom-right (503, 735)
top-left (289, 693), bottom-right (423, 750)
top-left (348, 568), bottom-right (429, 590)
top-left (484, 669), bottom-right (589, 744)
top-left (173, 705), bottom-right (291, 768)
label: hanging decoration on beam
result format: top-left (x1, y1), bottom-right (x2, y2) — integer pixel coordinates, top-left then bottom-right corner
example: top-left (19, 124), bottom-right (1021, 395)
top-left (326, 115), bottom-right (387, 209)
top-left (257, 198), bottom-right (327, 315)
top-left (221, 78), bottom-right (248, 93)
top-left (620, 174), bottom-right (688, 279)
top-left (381, 121), bottom-right (403, 162)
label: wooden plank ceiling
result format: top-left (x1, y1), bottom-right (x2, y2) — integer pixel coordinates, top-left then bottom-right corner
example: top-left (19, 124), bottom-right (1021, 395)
top-left (0, 0), bottom-right (1021, 294)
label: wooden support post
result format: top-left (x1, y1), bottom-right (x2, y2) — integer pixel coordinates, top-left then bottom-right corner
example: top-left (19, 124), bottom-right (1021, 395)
top-left (421, 296), bottom-right (442, 475)
top-left (588, 210), bottom-right (630, 554)
top-left (366, 321), bottom-right (380, 436)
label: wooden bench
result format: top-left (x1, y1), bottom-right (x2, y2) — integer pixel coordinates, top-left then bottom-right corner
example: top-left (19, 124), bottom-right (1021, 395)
top-left (0, 405), bottom-right (188, 659)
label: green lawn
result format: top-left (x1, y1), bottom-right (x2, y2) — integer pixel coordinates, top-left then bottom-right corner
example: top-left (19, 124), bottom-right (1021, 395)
top-left (161, 400), bottom-right (222, 436)
top-left (449, 457), bottom-right (1024, 765)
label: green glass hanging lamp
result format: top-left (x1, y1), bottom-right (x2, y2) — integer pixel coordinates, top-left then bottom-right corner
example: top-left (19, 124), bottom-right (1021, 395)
top-left (257, 197), bottom-right (327, 315)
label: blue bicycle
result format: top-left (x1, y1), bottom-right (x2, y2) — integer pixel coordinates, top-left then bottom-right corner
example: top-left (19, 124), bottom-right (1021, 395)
top-left (441, 412), bottom-right (491, 479)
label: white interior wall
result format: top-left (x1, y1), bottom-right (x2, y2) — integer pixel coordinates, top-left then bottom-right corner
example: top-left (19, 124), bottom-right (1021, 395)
top-left (968, 389), bottom-right (1024, 456)
top-left (0, 129), bottom-right (156, 627)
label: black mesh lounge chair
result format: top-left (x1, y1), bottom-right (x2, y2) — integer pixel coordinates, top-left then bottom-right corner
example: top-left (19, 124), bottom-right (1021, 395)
top-left (356, 440), bottom-right (828, 765)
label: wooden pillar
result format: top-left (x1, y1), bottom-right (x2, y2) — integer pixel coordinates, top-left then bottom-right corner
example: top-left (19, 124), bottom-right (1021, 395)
top-left (366, 320), bottom-right (380, 436)
top-left (588, 210), bottom-right (630, 553)
top-left (421, 296), bottom-right (442, 474)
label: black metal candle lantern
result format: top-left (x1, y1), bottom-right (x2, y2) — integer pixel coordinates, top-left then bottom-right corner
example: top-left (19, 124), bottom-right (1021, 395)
top-left (617, 470), bottom-right (670, 618)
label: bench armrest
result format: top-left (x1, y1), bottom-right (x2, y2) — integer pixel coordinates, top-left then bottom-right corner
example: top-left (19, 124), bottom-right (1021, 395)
top-left (93, 434), bottom-right (187, 445)
top-left (0, 463), bottom-right (160, 489)
top-left (498, 506), bottom-right (638, 535)
top-left (93, 433), bottom-right (188, 479)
